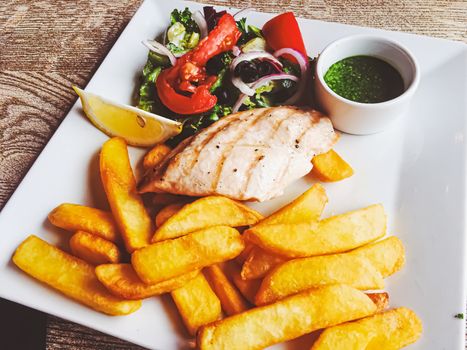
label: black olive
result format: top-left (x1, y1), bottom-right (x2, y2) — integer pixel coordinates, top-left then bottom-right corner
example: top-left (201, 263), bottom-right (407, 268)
top-left (206, 55), bottom-right (224, 75)
top-left (234, 61), bottom-right (259, 83)
top-left (257, 60), bottom-right (278, 77)
top-left (215, 87), bottom-right (234, 105)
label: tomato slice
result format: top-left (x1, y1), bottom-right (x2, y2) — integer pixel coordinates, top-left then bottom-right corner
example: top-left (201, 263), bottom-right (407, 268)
top-left (262, 12), bottom-right (307, 62)
top-left (156, 13), bottom-right (241, 115)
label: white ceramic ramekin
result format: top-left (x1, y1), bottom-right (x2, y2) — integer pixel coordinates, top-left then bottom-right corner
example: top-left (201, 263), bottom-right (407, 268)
top-left (315, 35), bottom-right (420, 135)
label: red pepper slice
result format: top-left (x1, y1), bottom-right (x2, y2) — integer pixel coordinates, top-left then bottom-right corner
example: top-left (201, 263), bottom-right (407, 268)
top-left (262, 12), bottom-right (307, 63)
top-left (156, 13), bottom-right (241, 115)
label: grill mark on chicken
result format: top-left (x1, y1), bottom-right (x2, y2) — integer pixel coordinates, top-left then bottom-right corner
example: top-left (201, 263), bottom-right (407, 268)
top-left (166, 113), bottom-right (244, 187)
top-left (212, 108), bottom-right (272, 192)
top-left (184, 110), bottom-right (263, 194)
top-left (241, 108), bottom-right (294, 195)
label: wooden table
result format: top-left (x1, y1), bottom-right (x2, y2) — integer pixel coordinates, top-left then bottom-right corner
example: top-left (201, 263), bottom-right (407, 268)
top-left (1, 0), bottom-right (466, 349)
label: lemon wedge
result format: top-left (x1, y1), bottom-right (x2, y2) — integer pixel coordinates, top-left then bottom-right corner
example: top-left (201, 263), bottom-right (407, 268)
top-left (73, 86), bottom-right (182, 147)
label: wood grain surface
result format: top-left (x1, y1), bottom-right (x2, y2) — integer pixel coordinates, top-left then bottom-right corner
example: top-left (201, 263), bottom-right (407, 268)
top-left (0, 0), bottom-right (466, 349)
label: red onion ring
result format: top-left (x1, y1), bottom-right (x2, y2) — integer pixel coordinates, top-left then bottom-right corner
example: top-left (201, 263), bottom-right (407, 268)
top-left (273, 48), bottom-right (309, 104)
top-left (193, 11), bottom-right (208, 39)
top-left (230, 51), bottom-right (283, 96)
top-left (230, 51), bottom-right (282, 73)
top-left (232, 73), bottom-right (299, 112)
top-left (142, 40), bottom-right (177, 66)
top-left (232, 93), bottom-right (248, 113)
top-left (232, 76), bottom-right (255, 96)
top-left (252, 73), bottom-right (299, 89)
top-left (232, 45), bottom-right (241, 56)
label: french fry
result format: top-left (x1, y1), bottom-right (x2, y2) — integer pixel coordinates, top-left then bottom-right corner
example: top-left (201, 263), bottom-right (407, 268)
top-left (48, 203), bottom-right (119, 242)
top-left (241, 246), bottom-right (286, 280)
top-left (155, 203), bottom-right (184, 228)
top-left (256, 237), bottom-right (402, 305)
top-left (197, 284), bottom-right (378, 350)
top-left (226, 262), bottom-right (262, 304)
top-left (69, 231), bottom-right (121, 265)
top-left (241, 184), bottom-right (327, 279)
top-left (171, 273), bottom-right (222, 335)
top-left (204, 264), bottom-right (249, 315)
top-left (234, 242), bottom-right (255, 265)
top-left (13, 235), bottom-right (141, 315)
top-left (152, 196), bottom-right (262, 242)
top-left (100, 137), bottom-right (152, 252)
top-left (311, 307), bottom-right (422, 350)
top-left (367, 292), bottom-right (389, 312)
top-left (244, 204), bottom-right (386, 258)
top-left (255, 183), bottom-right (327, 228)
top-left (142, 143), bottom-right (171, 170)
top-left (132, 226), bottom-right (244, 284)
top-left (311, 149), bottom-right (354, 182)
top-left (255, 254), bottom-right (385, 305)
top-left (95, 264), bottom-right (199, 300)
top-left (349, 236), bottom-right (405, 277)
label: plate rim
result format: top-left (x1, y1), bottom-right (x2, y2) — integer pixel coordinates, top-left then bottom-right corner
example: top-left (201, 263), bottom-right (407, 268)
top-left (1, 0), bottom-right (466, 349)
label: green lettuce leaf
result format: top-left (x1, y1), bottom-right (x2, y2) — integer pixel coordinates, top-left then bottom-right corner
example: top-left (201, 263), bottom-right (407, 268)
top-left (170, 8), bottom-right (199, 33)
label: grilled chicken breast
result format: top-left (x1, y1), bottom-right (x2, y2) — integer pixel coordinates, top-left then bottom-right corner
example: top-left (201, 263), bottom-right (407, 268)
top-left (139, 106), bottom-right (338, 202)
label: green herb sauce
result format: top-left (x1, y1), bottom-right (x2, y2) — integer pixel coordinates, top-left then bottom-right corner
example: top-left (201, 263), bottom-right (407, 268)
top-left (324, 55), bottom-right (405, 103)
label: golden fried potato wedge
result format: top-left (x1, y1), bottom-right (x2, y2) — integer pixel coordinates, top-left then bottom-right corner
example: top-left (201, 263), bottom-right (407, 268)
top-left (241, 246), bottom-right (286, 280)
top-left (155, 203), bottom-right (184, 228)
top-left (311, 149), bottom-right (354, 182)
top-left (48, 203), bottom-right (120, 242)
top-left (204, 264), bottom-right (249, 315)
top-left (255, 183), bottom-right (327, 228)
top-left (311, 307), bottom-right (422, 350)
top-left (197, 284), bottom-right (377, 350)
top-left (244, 204), bottom-right (386, 258)
top-left (100, 137), bottom-right (153, 252)
top-left (240, 184), bottom-right (327, 279)
top-left (70, 231), bottom-right (121, 265)
top-left (132, 226), bottom-right (244, 284)
top-left (95, 264), bottom-right (199, 300)
top-left (234, 242), bottom-right (255, 265)
top-left (142, 143), bottom-right (171, 170)
top-left (171, 273), bottom-right (222, 336)
top-left (349, 236), bottom-right (405, 277)
top-left (367, 292), bottom-right (389, 312)
top-left (256, 254), bottom-right (384, 305)
top-left (225, 262), bottom-right (262, 304)
top-left (152, 196), bottom-right (262, 242)
top-left (13, 235), bottom-right (141, 315)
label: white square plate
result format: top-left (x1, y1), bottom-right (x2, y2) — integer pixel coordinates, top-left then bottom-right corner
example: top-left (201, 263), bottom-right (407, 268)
top-left (1, 0), bottom-right (466, 349)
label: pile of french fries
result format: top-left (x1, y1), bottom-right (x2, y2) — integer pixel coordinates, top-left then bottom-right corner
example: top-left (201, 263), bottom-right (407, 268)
top-left (12, 137), bottom-right (422, 349)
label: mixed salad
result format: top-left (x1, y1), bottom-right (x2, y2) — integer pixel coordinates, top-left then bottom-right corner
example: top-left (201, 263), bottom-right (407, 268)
top-left (137, 7), bottom-right (312, 144)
